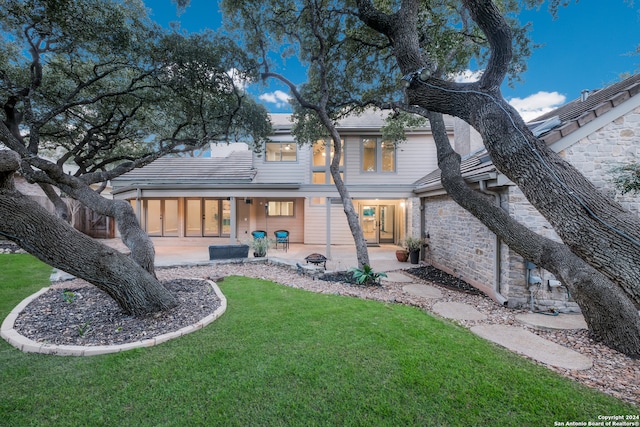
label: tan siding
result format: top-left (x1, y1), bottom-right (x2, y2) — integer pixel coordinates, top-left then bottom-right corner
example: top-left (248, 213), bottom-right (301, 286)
top-left (246, 197), bottom-right (305, 243)
top-left (344, 133), bottom-right (441, 185)
top-left (304, 202), bottom-right (353, 245)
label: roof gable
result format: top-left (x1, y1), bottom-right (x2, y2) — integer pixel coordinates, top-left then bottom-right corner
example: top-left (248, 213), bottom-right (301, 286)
top-left (531, 74), bottom-right (640, 145)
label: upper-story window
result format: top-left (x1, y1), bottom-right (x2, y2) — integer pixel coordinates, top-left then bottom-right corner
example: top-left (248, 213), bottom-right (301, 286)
top-left (265, 142), bottom-right (297, 162)
top-left (362, 138), bottom-right (396, 172)
top-left (312, 139), bottom-right (344, 184)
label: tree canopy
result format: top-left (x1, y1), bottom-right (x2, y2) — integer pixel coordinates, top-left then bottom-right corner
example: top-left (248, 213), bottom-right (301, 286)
top-left (0, 0), bottom-right (271, 314)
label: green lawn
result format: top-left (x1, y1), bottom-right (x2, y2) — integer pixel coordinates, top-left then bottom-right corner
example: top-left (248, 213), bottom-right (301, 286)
top-left (0, 254), bottom-right (635, 426)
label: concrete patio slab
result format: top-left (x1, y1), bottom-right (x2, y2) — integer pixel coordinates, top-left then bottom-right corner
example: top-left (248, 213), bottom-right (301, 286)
top-left (471, 324), bottom-right (593, 370)
top-left (515, 313), bottom-right (588, 331)
top-left (402, 284), bottom-right (443, 299)
top-left (432, 302), bottom-right (487, 321)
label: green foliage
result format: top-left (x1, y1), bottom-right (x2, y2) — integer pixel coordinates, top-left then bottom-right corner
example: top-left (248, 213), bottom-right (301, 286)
top-left (611, 162), bottom-right (640, 195)
top-left (0, 0), bottom-right (270, 182)
top-left (61, 289), bottom-right (77, 303)
top-left (404, 236), bottom-right (425, 252)
top-left (348, 264), bottom-right (387, 286)
top-left (248, 236), bottom-right (273, 256)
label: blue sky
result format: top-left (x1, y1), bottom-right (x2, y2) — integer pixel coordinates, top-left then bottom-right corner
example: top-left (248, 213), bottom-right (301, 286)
top-left (144, 1), bottom-right (639, 121)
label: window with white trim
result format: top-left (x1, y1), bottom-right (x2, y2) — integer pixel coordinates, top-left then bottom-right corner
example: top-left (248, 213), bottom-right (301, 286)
top-left (267, 200), bottom-right (294, 216)
top-left (312, 139), bottom-right (344, 184)
top-left (265, 142), bottom-right (297, 162)
top-left (361, 137), bottom-right (396, 172)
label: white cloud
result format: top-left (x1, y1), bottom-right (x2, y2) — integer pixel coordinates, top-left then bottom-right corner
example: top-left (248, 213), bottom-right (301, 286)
top-left (259, 90), bottom-right (291, 109)
top-left (226, 68), bottom-right (250, 91)
top-left (451, 69), bottom-right (484, 83)
top-left (508, 91), bottom-right (566, 122)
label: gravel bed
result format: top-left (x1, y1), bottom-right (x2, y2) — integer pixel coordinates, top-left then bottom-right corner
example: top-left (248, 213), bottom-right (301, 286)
top-left (10, 261), bottom-right (640, 405)
top-left (14, 279), bottom-right (220, 346)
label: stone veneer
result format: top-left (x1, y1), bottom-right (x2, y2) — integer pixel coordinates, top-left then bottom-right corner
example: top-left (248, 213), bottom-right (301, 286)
top-left (422, 105), bottom-right (640, 312)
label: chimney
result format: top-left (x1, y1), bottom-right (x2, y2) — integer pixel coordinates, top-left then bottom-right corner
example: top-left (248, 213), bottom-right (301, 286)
top-left (580, 89), bottom-right (590, 102)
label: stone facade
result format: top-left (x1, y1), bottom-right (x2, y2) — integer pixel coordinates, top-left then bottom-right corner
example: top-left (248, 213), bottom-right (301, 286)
top-left (424, 193), bottom-right (497, 293)
top-left (421, 105), bottom-right (640, 312)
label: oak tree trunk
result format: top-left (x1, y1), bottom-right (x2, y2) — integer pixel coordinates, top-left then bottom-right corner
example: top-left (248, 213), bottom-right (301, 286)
top-left (0, 151), bottom-right (176, 315)
top-left (428, 112), bottom-right (640, 358)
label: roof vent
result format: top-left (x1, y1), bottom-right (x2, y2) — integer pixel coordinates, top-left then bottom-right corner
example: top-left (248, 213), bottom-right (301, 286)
top-left (581, 89), bottom-right (590, 102)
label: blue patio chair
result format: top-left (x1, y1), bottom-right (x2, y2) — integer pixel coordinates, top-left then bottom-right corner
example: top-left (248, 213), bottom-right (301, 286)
top-left (251, 230), bottom-right (267, 239)
top-left (274, 230), bottom-right (289, 251)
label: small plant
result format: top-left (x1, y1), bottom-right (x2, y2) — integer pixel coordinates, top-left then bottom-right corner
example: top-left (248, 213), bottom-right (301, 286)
top-left (77, 322), bottom-right (90, 337)
top-left (61, 289), bottom-right (77, 303)
top-left (348, 264), bottom-right (387, 286)
top-left (249, 236), bottom-right (273, 257)
top-left (404, 236), bottom-right (424, 253)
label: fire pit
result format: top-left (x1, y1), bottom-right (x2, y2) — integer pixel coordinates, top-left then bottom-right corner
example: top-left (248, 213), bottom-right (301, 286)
top-left (305, 253), bottom-right (327, 268)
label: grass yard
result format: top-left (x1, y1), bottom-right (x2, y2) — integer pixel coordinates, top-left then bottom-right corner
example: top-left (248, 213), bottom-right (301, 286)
top-left (0, 254), bottom-right (635, 426)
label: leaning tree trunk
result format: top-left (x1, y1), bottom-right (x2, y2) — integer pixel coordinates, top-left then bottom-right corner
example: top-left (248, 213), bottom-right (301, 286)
top-left (357, 0), bottom-right (640, 306)
top-left (20, 156), bottom-right (158, 277)
top-left (324, 115), bottom-right (370, 268)
top-left (0, 151), bottom-right (176, 315)
top-left (428, 111), bottom-right (640, 358)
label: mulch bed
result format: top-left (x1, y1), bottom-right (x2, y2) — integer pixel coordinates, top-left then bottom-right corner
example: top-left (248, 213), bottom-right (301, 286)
top-left (405, 266), bottom-right (486, 296)
top-left (321, 265), bottom-right (486, 296)
top-left (13, 279), bottom-right (221, 346)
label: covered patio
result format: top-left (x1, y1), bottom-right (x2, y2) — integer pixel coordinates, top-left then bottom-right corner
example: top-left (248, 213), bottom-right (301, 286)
top-left (102, 237), bottom-right (415, 272)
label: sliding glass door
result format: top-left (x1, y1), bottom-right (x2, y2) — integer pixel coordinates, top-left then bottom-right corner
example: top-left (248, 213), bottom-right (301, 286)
top-left (185, 198), bottom-right (230, 237)
top-left (145, 199), bottom-right (178, 237)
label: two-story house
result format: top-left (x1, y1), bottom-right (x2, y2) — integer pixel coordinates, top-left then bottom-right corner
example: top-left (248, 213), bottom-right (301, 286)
top-left (110, 110), bottom-right (453, 246)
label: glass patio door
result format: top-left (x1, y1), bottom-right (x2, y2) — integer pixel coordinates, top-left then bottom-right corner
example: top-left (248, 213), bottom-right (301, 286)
top-left (186, 198), bottom-right (203, 237)
top-left (361, 205), bottom-right (378, 245)
top-left (204, 199), bottom-right (220, 236)
top-left (185, 198), bottom-right (231, 237)
top-left (146, 199), bottom-right (178, 237)
top-left (360, 204), bottom-right (395, 245)
top-left (379, 205), bottom-right (395, 243)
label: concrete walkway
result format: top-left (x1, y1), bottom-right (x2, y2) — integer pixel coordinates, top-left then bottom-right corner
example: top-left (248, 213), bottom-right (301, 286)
top-left (402, 287), bottom-right (592, 370)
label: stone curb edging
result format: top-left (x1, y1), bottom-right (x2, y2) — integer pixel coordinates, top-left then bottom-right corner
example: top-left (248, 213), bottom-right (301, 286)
top-left (0, 279), bottom-right (227, 356)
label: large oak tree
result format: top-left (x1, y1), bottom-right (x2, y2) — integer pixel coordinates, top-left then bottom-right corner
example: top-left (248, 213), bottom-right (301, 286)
top-left (354, 0), bottom-right (640, 357)
top-left (0, 0), bottom-right (270, 314)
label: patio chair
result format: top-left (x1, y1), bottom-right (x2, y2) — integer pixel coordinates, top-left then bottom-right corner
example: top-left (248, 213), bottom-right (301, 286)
top-left (274, 230), bottom-right (289, 251)
top-left (251, 230), bottom-right (267, 239)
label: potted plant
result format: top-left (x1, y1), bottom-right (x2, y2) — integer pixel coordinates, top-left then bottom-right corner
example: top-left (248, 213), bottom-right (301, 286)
top-left (249, 236), bottom-right (273, 257)
top-left (395, 244), bottom-right (409, 262)
top-left (404, 236), bottom-right (424, 264)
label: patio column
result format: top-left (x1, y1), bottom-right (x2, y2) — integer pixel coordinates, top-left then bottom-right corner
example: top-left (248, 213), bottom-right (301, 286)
top-left (326, 197), bottom-right (331, 259)
top-left (230, 196), bottom-right (236, 243)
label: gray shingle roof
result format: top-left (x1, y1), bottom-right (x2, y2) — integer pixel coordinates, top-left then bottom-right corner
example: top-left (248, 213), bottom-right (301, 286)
top-left (413, 151), bottom-right (495, 190)
top-left (531, 73), bottom-right (640, 145)
top-left (112, 151), bottom-right (255, 186)
top-left (414, 74), bottom-right (640, 192)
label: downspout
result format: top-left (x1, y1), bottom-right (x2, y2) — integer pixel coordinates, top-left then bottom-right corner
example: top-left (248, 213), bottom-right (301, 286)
top-left (136, 188), bottom-right (142, 220)
top-left (419, 196), bottom-right (426, 262)
top-left (478, 180), bottom-right (508, 306)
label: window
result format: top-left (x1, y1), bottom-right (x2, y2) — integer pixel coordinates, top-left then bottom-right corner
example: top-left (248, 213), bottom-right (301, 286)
top-left (361, 138), bottom-right (396, 172)
top-left (265, 142), bottom-right (297, 162)
top-left (312, 139), bottom-right (344, 184)
top-left (267, 200), bottom-right (294, 216)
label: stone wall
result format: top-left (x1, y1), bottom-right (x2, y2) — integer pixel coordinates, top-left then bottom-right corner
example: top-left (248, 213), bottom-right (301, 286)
top-left (560, 106), bottom-right (640, 216)
top-left (424, 193), bottom-right (497, 290)
top-left (421, 105), bottom-right (640, 312)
